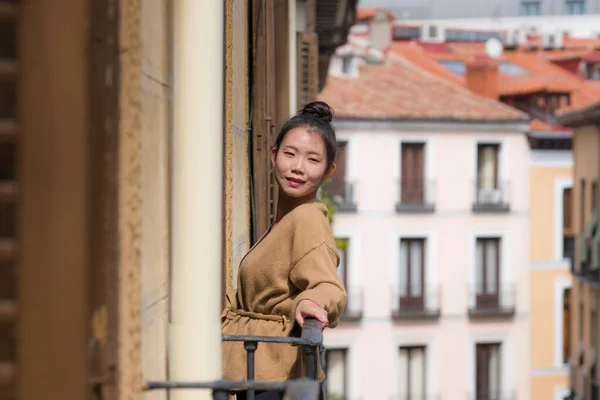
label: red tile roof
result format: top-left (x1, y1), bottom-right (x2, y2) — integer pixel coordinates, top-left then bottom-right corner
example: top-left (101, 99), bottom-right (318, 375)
top-left (530, 119), bottom-right (571, 132)
top-left (356, 7), bottom-right (396, 23)
top-left (317, 55), bottom-right (528, 122)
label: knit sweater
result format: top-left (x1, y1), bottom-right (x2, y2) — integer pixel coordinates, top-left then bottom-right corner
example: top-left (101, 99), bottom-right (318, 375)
top-left (221, 201), bottom-right (347, 382)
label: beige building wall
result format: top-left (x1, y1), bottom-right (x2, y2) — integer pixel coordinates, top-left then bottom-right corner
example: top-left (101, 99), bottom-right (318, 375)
top-left (571, 126), bottom-right (600, 398)
top-left (529, 162), bottom-right (573, 399)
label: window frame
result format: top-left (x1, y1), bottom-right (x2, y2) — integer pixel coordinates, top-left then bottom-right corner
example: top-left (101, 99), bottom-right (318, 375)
top-left (475, 342), bottom-right (502, 399)
top-left (399, 238), bottom-right (426, 309)
top-left (325, 348), bottom-right (348, 400)
top-left (521, 1), bottom-right (541, 15)
top-left (399, 345), bottom-right (427, 398)
top-left (475, 237), bottom-right (501, 308)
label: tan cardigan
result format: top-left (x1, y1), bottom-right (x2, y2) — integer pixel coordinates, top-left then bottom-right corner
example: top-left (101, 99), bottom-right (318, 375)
top-left (221, 202), bottom-right (347, 382)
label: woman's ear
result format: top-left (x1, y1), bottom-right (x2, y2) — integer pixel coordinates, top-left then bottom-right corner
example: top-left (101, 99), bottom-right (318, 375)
top-left (324, 163), bottom-right (336, 179)
top-left (270, 147), bottom-right (277, 168)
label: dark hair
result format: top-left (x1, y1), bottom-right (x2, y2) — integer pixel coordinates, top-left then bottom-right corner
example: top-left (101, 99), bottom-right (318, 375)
top-left (274, 101), bottom-right (337, 169)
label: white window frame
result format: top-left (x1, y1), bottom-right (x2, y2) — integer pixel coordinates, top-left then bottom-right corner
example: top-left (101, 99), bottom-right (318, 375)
top-left (392, 334), bottom-right (437, 399)
top-left (468, 333), bottom-right (512, 397)
top-left (554, 276), bottom-right (573, 367)
top-left (472, 137), bottom-right (507, 196)
top-left (333, 227), bottom-right (362, 313)
top-left (392, 229), bottom-right (438, 307)
top-left (554, 177), bottom-right (574, 261)
top-left (323, 335), bottom-right (360, 398)
top-left (397, 136), bottom-right (435, 206)
top-left (335, 132), bottom-right (358, 208)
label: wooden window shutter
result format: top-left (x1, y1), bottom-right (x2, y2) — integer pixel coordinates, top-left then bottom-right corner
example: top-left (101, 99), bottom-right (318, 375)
top-left (296, 32), bottom-right (319, 108)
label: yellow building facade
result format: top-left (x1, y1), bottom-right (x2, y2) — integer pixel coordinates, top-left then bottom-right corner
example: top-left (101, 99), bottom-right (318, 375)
top-left (529, 132), bottom-right (574, 400)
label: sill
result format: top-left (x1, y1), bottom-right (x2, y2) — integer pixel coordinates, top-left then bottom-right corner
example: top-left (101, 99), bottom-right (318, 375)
top-left (335, 203), bottom-right (357, 213)
top-left (395, 203), bottom-right (435, 214)
top-left (391, 310), bottom-right (441, 321)
top-left (472, 203), bottom-right (510, 213)
top-left (468, 307), bottom-right (515, 319)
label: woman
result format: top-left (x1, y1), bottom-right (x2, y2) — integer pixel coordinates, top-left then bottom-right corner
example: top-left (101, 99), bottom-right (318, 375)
top-left (221, 101), bottom-right (347, 400)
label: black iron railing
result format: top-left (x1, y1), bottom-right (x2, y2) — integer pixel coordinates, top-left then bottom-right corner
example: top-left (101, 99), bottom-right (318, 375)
top-left (323, 180), bottom-right (357, 212)
top-left (575, 260), bottom-right (600, 287)
top-left (468, 283), bottom-right (516, 318)
top-left (391, 286), bottom-right (441, 320)
top-left (472, 180), bottom-right (511, 212)
top-left (469, 392), bottom-right (516, 400)
top-left (146, 319), bottom-right (324, 400)
top-left (396, 179), bottom-right (435, 213)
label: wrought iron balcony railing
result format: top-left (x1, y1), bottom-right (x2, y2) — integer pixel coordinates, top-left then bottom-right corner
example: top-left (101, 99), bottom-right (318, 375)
top-left (395, 179), bottom-right (435, 213)
top-left (469, 392), bottom-right (516, 400)
top-left (574, 260), bottom-right (600, 288)
top-left (340, 287), bottom-right (363, 321)
top-left (472, 180), bottom-right (511, 213)
top-left (145, 318), bottom-right (324, 400)
top-left (323, 180), bottom-right (357, 212)
top-left (391, 394), bottom-right (440, 400)
top-left (391, 286), bottom-right (441, 320)
top-left (468, 283), bottom-right (516, 318)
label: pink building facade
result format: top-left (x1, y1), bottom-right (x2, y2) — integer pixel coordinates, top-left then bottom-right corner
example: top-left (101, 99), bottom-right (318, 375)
top-left (324, 122), bottom-right (531, 399)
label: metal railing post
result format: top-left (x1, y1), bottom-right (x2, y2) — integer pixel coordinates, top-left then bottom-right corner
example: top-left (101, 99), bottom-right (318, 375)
top-left (245, 341), bottom-right (258, 400)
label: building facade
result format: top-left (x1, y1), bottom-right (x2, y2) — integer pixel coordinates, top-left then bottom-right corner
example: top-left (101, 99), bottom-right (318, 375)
top-left (558, 103), bottom-right (600, 400)
top-left (527, 128), bottom-right (574, 399)
top-left (318, 50), bottom-right (531, 399)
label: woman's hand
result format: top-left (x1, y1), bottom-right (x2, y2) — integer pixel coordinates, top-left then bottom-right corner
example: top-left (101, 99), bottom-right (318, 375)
top-left (295, 299), bottom-right (329, 328)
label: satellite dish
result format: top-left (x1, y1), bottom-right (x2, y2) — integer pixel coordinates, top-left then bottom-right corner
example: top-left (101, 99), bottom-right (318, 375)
top-left (485, 37), bottom-right (504, 59)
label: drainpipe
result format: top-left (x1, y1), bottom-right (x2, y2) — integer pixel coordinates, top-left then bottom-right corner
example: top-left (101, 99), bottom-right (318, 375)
top-left (289, 0), bottom-right (297, 115)
top-left (171, 0), bottom-right (223, 398)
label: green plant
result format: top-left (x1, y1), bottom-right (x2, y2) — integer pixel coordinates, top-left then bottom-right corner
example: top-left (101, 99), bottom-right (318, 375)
top-left (319, 179), bottom-right (337, 226)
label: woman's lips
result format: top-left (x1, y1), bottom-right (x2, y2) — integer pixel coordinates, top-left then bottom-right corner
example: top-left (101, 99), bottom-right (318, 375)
top-left (286, 177), bottom-right (305, 188)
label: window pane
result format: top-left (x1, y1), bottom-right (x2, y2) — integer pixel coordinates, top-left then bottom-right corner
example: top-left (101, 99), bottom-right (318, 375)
top-left (478, 145), bottom-right (498, 190)
top-left (399, 348), bottom-right (409, 397)
top-left (410, 241), bottom-right (423, 296)
top-left (400, 240), bottom-right (408, 296)
top-left (485, 240), bottom-right (498, 294)
top-left (410, 347), bottom-right (426, 397)
top-left (476, 240), bottom-right (484, 293)
top-left (327, 350), bottom-right (346, 398)
top-left (489, 345), bottom-right (500, 397)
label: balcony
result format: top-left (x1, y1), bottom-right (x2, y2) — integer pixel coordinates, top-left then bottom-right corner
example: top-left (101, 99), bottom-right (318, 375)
top-left (146, 319), bottom-right (324, 399)
top-left (396, 179), bottom-right (435, 213)
top-left (468, 284), bottom-right (515, 318)
top-left (391, 286), bottom-right (441, 321)
top-left (323, 180), bottom-right (357, 212)
top-left (469, 392), bottom-right (516, 400)
top-left (340, 287), bottom-right (363, 321)
top-left (472, 180), bottom-right (511, 213)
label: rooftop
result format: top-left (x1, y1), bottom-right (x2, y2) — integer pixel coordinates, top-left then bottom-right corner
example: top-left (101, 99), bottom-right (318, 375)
top-left (318, 54), bottom-right (528, 122)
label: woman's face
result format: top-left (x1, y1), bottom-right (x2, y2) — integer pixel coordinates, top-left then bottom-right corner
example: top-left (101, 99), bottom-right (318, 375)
top-left (270, 127), bottom-right (335, 199)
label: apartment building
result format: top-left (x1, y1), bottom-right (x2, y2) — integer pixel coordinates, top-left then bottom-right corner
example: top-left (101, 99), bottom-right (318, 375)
top-left (557, 102), bottom-right (600, 400)
top-left (319, 49), bottom-right (530, 399)
top-left (528, 123), bottom-right (574, 399)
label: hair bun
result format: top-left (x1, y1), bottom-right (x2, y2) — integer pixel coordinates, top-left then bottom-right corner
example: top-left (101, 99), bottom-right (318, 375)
top-left (299, 101), bottom-right (334, 123)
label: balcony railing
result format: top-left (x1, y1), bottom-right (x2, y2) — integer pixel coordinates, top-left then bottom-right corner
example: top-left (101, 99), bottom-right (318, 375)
top-left (145, 319), bottom-right (324, 400)
top-left (323, 180), bottom-right (357, 212)
top-left (391, 395), bottom-right (440, 400)
top-left (472, 180), bottom-right (511, 213)
top-left (340, 287), bottom-right (363, 321)
top-left (396, 179), bottom-right (435, 213)
top-left (574, 260), bottom-right (600, 287)
top-left (391, 286), bottom-right (441, 320)
top-left (468, 283), bottom-right (515, 318)
top-left (469, 392), bottom-right (516, 400)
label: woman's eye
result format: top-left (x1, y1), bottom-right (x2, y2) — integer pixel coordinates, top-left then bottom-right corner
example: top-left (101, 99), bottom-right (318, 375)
top-left (309, 158), bottom-right (319, 163)
top-left (284, 152), bottom-right (294, 157)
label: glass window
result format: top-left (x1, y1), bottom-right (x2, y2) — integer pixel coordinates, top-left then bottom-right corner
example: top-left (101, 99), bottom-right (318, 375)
top-left (438, 60), bottom-right (466, 75)
top-left (499, 61), bottom-right (529, 75)
top-left (566, 0), bottom-right (586, 14)
top-left (522, 1), bottom-right (541, 15)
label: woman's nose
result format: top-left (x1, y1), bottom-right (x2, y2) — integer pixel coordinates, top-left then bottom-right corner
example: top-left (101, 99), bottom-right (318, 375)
top-left (291, 161), bottom-right (305, 174)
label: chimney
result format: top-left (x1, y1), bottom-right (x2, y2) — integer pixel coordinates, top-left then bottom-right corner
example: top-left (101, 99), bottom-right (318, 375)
top-left (465, 56), bottom-right (499, 100)
top-left (369, 8), bottom-right (392, 51)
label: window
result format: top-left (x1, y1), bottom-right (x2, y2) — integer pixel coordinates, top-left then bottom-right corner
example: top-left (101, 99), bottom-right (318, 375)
top-left (326, 349), bottom-right (347, 400)
top-left (324, 141), bottom-right (354, 209)
top-left (399, 238), bottom-right (425, 310)
top-left (498, 61), bottom-right (529, 76)
top-left (566, 0), bottom-right (586, 14)
top-left (341, 57), bottom-right (352, 75)
top-left (581, 179), bottom-right (586, 234)
top-left (522, 1), bottom-right (541, 15)
top-left (438, 60), bottom-right (466, 75)
top-left (563, 288), bottom-right (571, 364)
top-left (401, 143), bottom-right (425, 205)
top-left (563, 187), bottom-right (575, 266)
top-left (335, 238), bottom-right (349, 288)
top-left (476, 144), bottom-right (501, 205)
top-left (592, 180), bottom-right (597, 214)
top-left (476, 343), bottom-right (501, 400)
top-left (399, 346), bottom-right (426, 399)
top-left (475, 238), bottom-right (500, 308)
